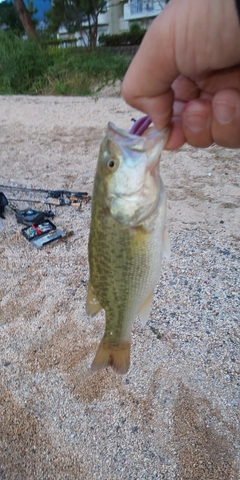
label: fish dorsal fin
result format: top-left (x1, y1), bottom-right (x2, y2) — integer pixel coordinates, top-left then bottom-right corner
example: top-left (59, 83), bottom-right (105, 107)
top-left (86, 282), bottom-right (102, 317)
top-left (138, 290), bottom-right (154, 326)
top-left (162, 227), bottom-right (171, 262)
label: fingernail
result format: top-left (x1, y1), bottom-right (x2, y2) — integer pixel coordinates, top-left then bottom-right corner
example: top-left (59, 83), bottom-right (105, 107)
top-left (184, 105), bottom-right (209, 132)
top-left (213, 102), bottom-right (235, 124)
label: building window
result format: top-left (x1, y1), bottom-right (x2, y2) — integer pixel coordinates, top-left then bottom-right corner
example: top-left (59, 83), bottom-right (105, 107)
top-left (146, 1), bottom-right (154, 11)
top-left (130, 0), bottom-right (155, 14)
top-left (131, 0), bottom-right (143, 14)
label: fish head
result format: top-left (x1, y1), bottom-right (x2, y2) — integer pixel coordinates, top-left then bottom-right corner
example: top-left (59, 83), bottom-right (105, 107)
top-left (97, 122), bottom-right (169, 227)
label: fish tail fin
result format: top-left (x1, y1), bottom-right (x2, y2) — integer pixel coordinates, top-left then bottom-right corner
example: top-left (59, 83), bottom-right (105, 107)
top-left (91, 339), bottom-right (130, 375)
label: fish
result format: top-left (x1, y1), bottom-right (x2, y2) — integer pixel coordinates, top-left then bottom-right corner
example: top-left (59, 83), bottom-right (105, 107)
top-left (86, 121), bottom-right (170, 375)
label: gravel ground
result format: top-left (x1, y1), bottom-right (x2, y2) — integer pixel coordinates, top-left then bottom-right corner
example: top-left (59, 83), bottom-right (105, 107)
top-left (0, 95), bottom-right (239, 480)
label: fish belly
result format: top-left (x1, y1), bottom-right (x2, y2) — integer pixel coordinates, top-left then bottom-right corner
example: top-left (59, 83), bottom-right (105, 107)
top-left (87, 192), bottom-right (166, 374)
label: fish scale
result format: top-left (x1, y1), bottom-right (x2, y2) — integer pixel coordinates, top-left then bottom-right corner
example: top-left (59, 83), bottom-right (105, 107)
top-left (87, 122), bottom-right (170, 374)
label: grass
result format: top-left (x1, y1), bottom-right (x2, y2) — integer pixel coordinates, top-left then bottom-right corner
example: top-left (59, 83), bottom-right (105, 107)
top-left (0, 32), bottom-right (131, 95)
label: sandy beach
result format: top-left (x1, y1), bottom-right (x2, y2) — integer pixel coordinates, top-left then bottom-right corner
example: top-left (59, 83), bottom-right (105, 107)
top-left (0, 95), bottom-right (239, 479)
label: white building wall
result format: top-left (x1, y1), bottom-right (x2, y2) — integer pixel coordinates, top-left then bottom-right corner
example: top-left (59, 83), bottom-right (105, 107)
top-left (124, 1), bottom-right (165, 23)
top-left (98, 0), bottom-right (126, 35)
top-left (57, 1), bottom-right (166, 47)
top-left (98, 0), bottom-right (165, 36)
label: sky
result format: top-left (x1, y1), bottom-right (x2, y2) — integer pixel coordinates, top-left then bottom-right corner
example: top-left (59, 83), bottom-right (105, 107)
top-left (0, 1), bottom-right (52, 21)
top-left (32, 0), bottom-right (51, 21)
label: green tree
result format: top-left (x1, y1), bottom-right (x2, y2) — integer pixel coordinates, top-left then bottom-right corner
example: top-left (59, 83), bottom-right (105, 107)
top-left (27, 1), bottom-right (38, 22)
top-left (46, 0), bottom-right (107, 50)
top-left (13, 0), bottom-right (37, 38)
top-left (0, 0), bottom-right (24, 34)
top-left (81, 0), bottom-right (107, 50)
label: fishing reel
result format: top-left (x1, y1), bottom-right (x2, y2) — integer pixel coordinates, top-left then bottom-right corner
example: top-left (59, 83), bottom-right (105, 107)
top-left (15, 208), bottom-right (55, 226)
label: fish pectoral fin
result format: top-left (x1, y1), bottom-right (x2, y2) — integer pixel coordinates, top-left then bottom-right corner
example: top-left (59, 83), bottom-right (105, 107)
top-left (91, 339), bottom-right (130, 375)
top-left (138, 290), bottom-right (154, 326)
top-left (162, 227), bottom-right (171, 262)
top-left (86, 283), bottom-right (102, 317)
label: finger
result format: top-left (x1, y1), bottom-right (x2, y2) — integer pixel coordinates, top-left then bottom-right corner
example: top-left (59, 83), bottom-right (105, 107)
top-left (212, 89), bottom-right (240, 148)
top-left (121, 3), bottom-right (179, 129)
top-left (164, 119), bottom-right (186, 150)
top-left (172, 75), bottom-right (200, 101)
top-left (196, 65), bottom-right (240, 94)
top-left (173, 100), bottom-right (186, 117)
top-left (182, 99), bottom-right (213, 148)
top-left (163, 101), bottom-right (187, 149)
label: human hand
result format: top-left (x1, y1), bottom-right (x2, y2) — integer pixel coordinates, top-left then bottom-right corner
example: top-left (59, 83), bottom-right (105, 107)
top-left (122, 0), bottom-right (240, 149)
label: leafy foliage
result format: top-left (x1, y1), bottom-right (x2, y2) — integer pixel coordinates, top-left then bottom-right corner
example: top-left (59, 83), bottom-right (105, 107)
top-left (99, 23), bottom-right (146, 47)
top-left (0, 0), bottom-right (24, 34)
top-left (46, 0), bottom-right (107, 49)
top-left (0, 31), bottom-right (52, 93)
top-left (0, 31), bottom-right (130, 95)
top-left (13, 0), bottom-right (38, 37)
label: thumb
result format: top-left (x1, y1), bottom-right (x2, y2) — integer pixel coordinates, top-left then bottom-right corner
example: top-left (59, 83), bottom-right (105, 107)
top-left (121, 3), bottom-right (178, 130)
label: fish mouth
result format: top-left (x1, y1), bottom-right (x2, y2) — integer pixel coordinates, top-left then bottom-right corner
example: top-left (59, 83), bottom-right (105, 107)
top-left (107, 121), bottom-right (169, 150)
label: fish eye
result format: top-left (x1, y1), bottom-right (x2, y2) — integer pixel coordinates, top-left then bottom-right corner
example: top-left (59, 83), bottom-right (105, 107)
top-left (107, 159), bottom-right (115, 168)
top-left (103, 151), bottom-right (119, 172)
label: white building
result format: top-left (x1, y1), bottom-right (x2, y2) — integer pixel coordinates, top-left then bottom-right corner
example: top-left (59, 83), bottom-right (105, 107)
top-left (98, 1), bottom-right (166, 36)
top-left (57, 1), bottom-right (166, 46)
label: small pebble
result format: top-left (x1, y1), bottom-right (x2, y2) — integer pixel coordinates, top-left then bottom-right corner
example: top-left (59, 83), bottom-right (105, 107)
top-left (131, 426), bottom-right (138, 433)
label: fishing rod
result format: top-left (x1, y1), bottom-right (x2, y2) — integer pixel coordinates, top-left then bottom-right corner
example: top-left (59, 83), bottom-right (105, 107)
top-left (0, 192), bottom-right (54, 225)
top-left (0, 184), bottom-right (91, 226)
top-left (0, 184), bottom-right (89, 201)
top-left (6, 197), bottom-right (82, 207)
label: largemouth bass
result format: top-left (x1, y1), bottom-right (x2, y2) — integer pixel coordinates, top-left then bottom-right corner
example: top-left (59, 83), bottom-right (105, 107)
top-left (87, 122), bottom-right (170, 375)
